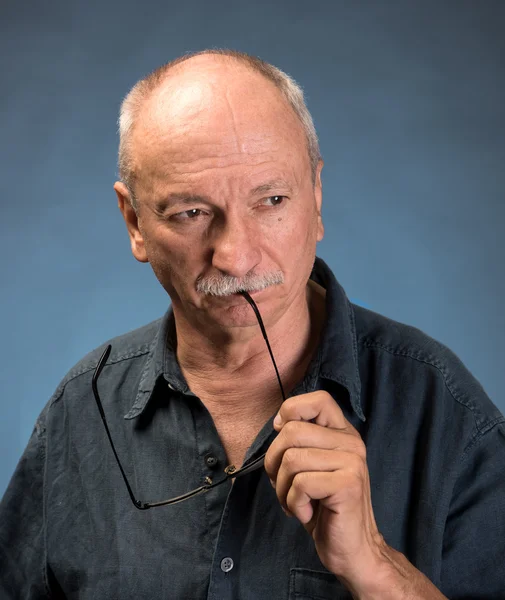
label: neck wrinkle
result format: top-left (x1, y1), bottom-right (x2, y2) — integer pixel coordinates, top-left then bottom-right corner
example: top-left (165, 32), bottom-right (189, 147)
top-left (173, 281), bottom-right (324, 401)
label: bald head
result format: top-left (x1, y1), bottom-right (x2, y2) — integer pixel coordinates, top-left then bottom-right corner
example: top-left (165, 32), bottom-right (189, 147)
top-left (118, 50), bottom-right (321, 210)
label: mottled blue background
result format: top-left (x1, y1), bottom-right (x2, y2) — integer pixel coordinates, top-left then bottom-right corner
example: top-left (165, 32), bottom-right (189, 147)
top-left (1, 0), bottom-right (504, 496)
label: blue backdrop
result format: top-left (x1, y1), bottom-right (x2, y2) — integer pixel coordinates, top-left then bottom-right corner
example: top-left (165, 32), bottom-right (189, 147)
top-left (1, 0), bottom-right (504, 496)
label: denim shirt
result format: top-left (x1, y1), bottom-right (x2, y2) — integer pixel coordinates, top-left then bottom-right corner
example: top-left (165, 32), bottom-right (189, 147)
top-left (1, 256), bottom-right (504, 599)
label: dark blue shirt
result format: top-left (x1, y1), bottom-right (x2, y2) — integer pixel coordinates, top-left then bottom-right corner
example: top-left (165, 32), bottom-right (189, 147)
top-left (1, 257), bottom-right (504, 599)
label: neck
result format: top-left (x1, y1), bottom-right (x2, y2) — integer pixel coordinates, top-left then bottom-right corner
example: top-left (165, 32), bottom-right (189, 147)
top-left (172, 280), bottom-right (326, 408)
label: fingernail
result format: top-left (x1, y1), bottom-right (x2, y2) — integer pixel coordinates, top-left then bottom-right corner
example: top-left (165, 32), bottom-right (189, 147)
top-left (269, 479), bottom-right (275, 489)
top-left (273, 413), bottom-right (282, 427)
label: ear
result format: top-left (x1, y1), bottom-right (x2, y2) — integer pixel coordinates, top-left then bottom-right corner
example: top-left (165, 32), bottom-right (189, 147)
top-left (314, 160), bottom-right (324, 242)
top-left (114, 181), bottom-right (149, 263)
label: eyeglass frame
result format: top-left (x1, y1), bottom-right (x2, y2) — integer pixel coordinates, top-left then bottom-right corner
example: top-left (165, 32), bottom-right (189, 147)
top-left (91, 290), bottom-right (286, 510)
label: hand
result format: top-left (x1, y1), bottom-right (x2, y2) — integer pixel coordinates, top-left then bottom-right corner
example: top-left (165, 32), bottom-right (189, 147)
top-left (265, 391), bottom-right (390, 589)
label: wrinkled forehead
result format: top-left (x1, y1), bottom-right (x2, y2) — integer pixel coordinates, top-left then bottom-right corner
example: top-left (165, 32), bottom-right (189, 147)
top-left (139, 59), bottom-right (293, 131)
top-left (129, 65), bottom-right (310, 190)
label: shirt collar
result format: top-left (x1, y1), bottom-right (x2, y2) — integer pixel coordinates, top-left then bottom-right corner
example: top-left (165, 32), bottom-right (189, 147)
top-left (309, 257), bottom-right (364, 421)
top-left (124, 256), bottom-right (364, 422)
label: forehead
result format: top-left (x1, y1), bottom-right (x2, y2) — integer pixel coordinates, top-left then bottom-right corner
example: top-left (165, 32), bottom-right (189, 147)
top-left (130, 61), bottom-right (310, 194)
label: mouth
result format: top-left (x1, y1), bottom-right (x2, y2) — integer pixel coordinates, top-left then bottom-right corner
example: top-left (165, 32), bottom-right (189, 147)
top-left (234, 289), bottom-right (261, 296)
top-left (208, 288), bottom-right (266, 302)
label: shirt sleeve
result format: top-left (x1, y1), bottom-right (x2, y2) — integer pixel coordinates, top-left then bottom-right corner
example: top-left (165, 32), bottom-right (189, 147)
top-left (0, 407), bottom-right (52, 599)
top-left (441, 419), bottom-right (505, 598)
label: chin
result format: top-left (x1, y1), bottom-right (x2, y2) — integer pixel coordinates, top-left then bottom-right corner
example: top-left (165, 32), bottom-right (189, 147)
top-left (202, 288), bottom-right (279, 329)
top-left (214, 311), bottom-right (263, 329)
top-left (204, 299), bottom-right (265, 329)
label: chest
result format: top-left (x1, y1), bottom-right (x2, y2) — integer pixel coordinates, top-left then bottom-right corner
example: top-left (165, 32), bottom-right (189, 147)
top-left (192, 386), bottom-right (280, 468)
top-left (208, 411), bottom-right (270, 468)
top-left (46, 383), bottom-right (451, 600)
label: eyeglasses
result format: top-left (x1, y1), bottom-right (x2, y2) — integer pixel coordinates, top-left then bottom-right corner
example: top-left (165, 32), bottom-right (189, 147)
top-left (92, 290), bottom-right (286, 510)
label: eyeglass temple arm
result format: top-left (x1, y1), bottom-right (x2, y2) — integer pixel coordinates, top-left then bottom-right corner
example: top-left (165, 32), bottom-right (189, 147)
top-left (240, 291), bottom-right (286, 402)
top-left (92, 345), bottom-right (149, 510)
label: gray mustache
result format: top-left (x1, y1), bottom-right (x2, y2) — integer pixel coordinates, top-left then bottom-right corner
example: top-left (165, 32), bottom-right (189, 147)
top-left (196, 271), bottom-right (284, 297)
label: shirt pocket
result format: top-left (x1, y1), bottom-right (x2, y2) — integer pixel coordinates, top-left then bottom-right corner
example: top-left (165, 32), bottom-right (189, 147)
top-left (289, 568), bottom-right (352, 600)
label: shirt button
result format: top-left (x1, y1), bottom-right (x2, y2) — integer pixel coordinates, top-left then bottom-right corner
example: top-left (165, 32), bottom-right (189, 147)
top-left (167, 382), bottom-right (175, 391)
top-left (220, 557), bottom-right (234, 573)
top-left (205, 454), bottom-right (219, 469)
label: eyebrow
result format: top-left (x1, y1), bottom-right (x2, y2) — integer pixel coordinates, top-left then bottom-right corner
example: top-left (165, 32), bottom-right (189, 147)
top-left (250, 179), bottom-right (294, 196)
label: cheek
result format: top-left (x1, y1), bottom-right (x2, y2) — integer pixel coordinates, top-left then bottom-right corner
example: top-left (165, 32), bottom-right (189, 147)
top-left (284, 210), bottom-right (319, 271)
top-left (282, 206), bottom-right (318, 248)
top-left (262, 216), bottom-right (315, 287)
top-left (147, 231), bottom-right (209, 291)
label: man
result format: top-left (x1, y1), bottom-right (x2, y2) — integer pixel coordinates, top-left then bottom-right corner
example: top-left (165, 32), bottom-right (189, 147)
top-left (1, 50), bottom-right (504, 599)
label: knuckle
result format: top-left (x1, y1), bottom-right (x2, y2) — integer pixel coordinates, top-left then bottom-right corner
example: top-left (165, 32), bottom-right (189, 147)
top-left (355, 440), bottom-right (367, 460)
top-left (349, 452), bottom-right (366, 474)
top-left (291, 472), bottom-right (305, 493)
top-left (280, 396), bottom-right (296, 415)
top-left (348, 478), bottom-right (363, 499)
top-left (281, 420), bottom-right (303, 439)
top-left (316, 390), bottom-right (332, 403)
top-left (282, 447), bottom-right (300, 470)
top-left (343, 436), bottom-right (366, 460)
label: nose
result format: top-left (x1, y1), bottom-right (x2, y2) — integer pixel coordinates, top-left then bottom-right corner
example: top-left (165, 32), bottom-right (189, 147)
top-left (210, 213), bottom-right (261, 278)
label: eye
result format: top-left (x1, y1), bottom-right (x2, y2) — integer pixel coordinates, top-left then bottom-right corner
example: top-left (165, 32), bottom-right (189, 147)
top-left (172, 208), bottom-right (206, 221)
top-left (262, 196), bottom-right (286, 207)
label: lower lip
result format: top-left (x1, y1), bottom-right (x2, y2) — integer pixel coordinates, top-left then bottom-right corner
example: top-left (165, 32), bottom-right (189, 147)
top-left (234, 289), bottom-right (263, 297)
top-left (210, 289), bottom-right (265, 302)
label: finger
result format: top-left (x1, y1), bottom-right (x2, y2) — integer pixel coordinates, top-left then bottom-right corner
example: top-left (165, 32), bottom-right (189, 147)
top-left (264, 421), bottom-right (365, 482)
top-left (275, 447), bottom-right (364, 513)
top-left (274, 391), bottom-right (358, 435)
top-left (286, 470), bottom-right (362, 524)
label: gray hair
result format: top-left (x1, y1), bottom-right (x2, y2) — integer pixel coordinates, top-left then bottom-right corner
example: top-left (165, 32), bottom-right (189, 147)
top-left (195, 269), bottom-right (284, 297)
top-left (118, 49), bottom-right (321, 212)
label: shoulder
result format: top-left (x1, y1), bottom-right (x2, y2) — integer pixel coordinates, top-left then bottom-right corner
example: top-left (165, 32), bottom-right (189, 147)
top-left (352, 303), bottom-right (504, 432)
top-left (353, 303), bottom-right (460, 375)
top-left (49, 316), bottom-right (163, 400)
